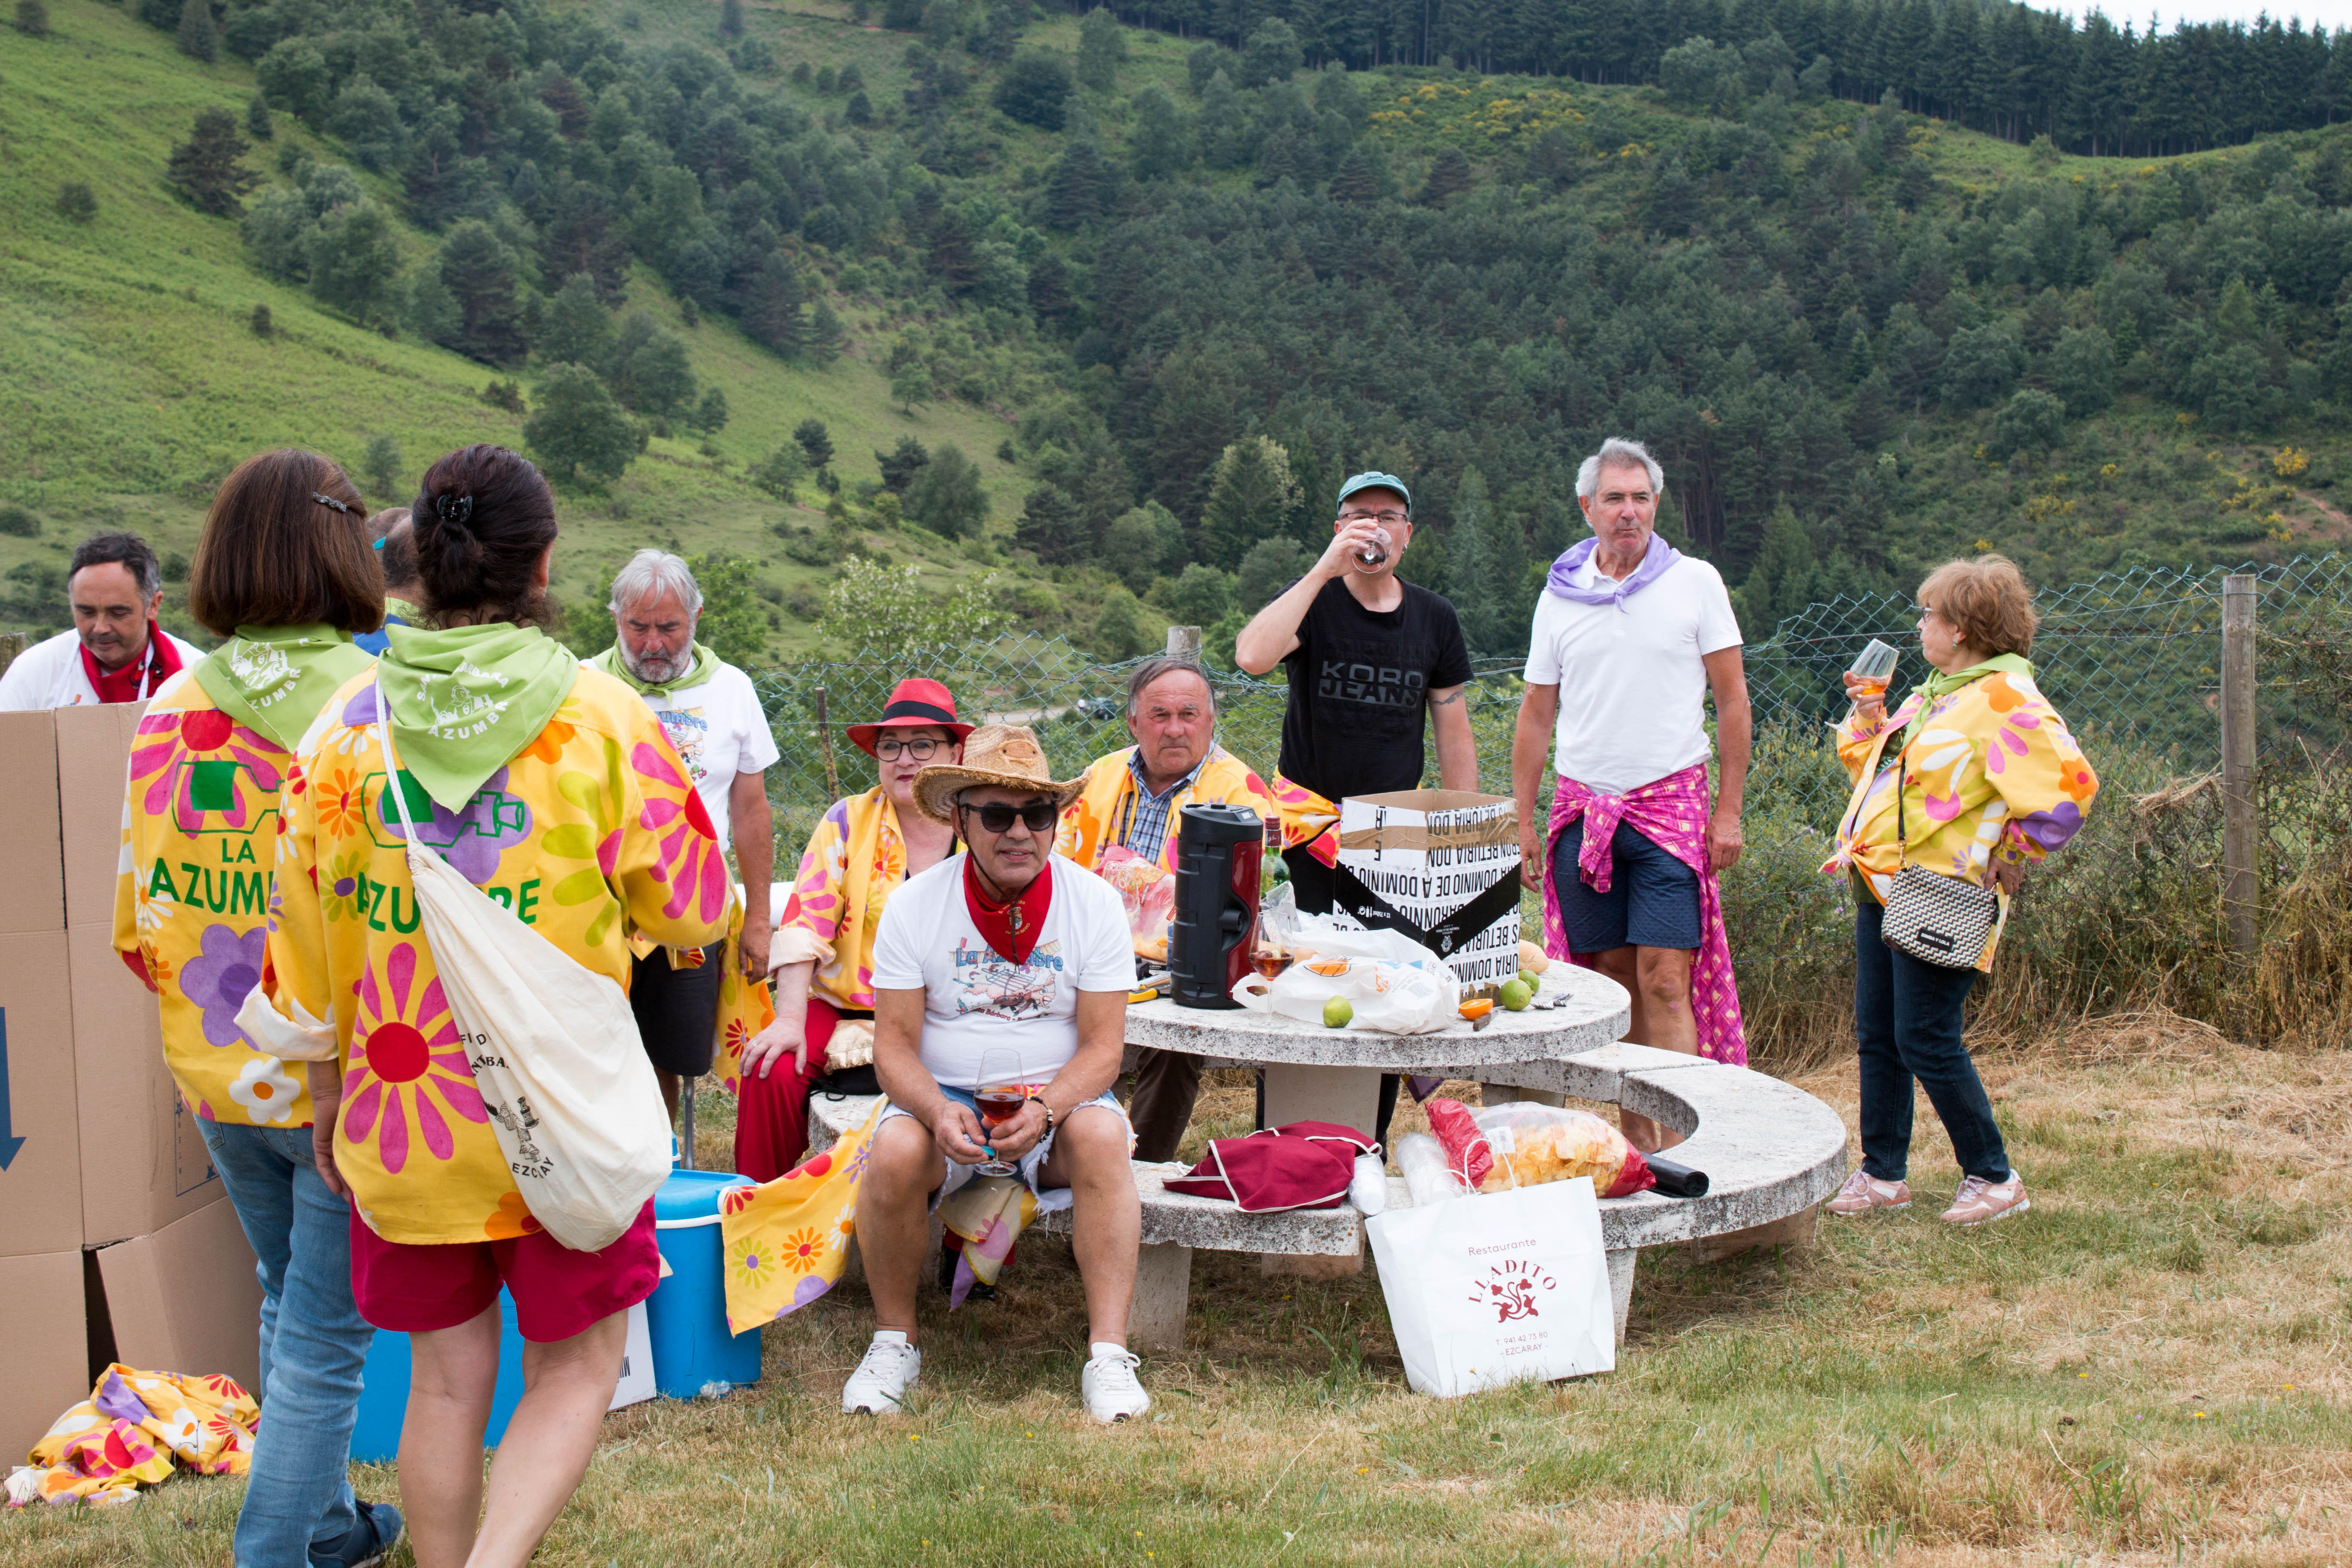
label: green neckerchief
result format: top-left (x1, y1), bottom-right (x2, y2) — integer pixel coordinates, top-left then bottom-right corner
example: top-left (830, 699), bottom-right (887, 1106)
top-left (377, 622), bottom-right (580, 810)
top-left (190, 624), bottom-right (375, 752)
top-left (1899, 652), bottom-right (2035, 750)
top-left (383, 595), bottom-right (422, 625)
top-left (585, 639), bottom-right (719, 698)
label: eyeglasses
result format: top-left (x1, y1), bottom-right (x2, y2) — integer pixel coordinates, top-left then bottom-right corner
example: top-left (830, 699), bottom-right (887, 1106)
top-left (874, 736), bottom-right (942, 760)
top-left (958, 800), bottom-right (1060, 835)
top-left (1339, 508), bottom-right (1409, 526)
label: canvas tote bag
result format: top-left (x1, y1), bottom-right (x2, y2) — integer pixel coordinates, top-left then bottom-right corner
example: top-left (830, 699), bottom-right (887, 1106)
top-left (374, 714), bottom-right (674, 1252)
top-left (1366, 1167), bottom-right (1614, 1398)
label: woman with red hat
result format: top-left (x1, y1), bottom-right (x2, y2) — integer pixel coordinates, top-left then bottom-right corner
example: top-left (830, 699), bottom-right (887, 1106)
top-left (732, 678), bottom-right (971, 1179)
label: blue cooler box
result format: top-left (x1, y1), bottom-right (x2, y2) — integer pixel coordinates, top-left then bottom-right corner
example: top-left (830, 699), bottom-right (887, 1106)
top-left (647, 1169), bottom-right (761, 1398)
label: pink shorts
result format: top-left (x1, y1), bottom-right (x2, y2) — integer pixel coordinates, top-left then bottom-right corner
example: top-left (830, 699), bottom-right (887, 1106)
top-left (348, 1200), bottom-right (659, 1343)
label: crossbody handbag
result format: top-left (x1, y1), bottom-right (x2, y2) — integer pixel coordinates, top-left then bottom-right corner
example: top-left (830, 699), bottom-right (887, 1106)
top-left (1838, 720), bottom-right (2004, 970)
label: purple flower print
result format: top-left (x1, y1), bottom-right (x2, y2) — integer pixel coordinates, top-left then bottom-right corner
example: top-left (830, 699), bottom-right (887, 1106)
top-left (342, 683), bottom-right (383, 728)
top-left (381, 765), bottom-right (533, 885)
top-left (179, 924), bottom-right (267, 1047)
top-left (2017, 802), bottom-right (2085, 852)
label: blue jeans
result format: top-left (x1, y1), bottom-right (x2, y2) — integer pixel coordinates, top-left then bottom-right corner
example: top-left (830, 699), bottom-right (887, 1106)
top-left (199, 1120), bottom-right (372, 1567)
top-left (1853, 898), bottom-right (2011, 1184)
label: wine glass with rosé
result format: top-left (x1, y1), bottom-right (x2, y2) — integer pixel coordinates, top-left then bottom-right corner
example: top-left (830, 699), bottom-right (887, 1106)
top-left (1848, 638), bottom-right (1900, 702)
top-left (972, 1049), bottom-right (1026, 1177)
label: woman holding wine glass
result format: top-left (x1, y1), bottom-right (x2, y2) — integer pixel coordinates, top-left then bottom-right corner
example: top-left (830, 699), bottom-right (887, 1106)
top-left (1822, 556), bottom-right (2100, 1228)
top-left (732, 678), bottom-right (971, 1181)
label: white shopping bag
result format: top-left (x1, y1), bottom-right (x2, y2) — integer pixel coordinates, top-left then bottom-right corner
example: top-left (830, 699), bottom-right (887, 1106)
top-left (1231, 954), bottom-right (1455, 1035)
top-left (609, 1302), bottom-right (655, 1410)
top-left (1366, 1176), bottom-right (1615, 1397)
top-left (375, 717), bottom-right (674, 1254)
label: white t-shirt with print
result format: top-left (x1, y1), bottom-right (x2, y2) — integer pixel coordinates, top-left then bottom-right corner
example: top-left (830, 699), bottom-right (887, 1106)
top-left (627, 661), bottom-right (780, 852)
top-left (1523, 553), bottom-right (1743, 797)
top-left (869, 853), bottom-right (1138, 1090)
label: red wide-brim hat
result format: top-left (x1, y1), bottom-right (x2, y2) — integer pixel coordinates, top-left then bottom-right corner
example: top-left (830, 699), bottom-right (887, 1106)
top-left (846, 677), bottom-right (974, 757)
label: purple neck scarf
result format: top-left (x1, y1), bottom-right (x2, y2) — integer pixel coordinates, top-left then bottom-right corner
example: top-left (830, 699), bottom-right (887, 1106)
top-left (1546, 535), bottom-right (1683, 611)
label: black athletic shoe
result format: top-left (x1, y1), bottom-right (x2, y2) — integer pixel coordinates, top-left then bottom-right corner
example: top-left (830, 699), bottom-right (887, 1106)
top-left (311, 1500), bottom-right (404, 1568)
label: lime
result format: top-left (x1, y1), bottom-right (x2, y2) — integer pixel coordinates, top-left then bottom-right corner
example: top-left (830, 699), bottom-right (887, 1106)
top-left (1323, 995), bottom-right (1354, 1029)
top-left (1517, 968), bottom-right (1540, 992)
top-left (1498, 978), bottom-right (1534, 1011)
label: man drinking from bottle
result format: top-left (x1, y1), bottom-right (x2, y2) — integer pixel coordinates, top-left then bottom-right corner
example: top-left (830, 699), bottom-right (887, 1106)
top-left (842, 726), bottom-right (1149, 1424)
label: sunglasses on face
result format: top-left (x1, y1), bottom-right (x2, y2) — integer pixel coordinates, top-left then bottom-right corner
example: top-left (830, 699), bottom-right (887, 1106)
top-left (958, 800), bottom-right (1060, 835)
top-left (874, 736), bottom-right (942, 760)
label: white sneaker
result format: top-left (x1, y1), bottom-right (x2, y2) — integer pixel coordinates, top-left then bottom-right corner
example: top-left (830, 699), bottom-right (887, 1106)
top-left (1081, 1342), bottom-right (1149, 1424)
top-left (842, 1331), bottom-right (920, 1415)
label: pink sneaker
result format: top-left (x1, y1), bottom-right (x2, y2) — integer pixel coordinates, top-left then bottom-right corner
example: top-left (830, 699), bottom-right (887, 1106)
top-left (1941, 1174), bottom-right (2029, 1226)
top-left (1826, 1169), bottom-right (1910, 1216)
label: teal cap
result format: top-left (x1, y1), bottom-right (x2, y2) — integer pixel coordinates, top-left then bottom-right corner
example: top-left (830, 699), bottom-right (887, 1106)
top-left (1335, 471), bottom-right (1412, 514)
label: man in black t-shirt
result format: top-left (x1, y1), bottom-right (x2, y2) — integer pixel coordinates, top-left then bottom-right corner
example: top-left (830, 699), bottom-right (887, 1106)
top-left (1235, 471), bottom-right (1476, 1143)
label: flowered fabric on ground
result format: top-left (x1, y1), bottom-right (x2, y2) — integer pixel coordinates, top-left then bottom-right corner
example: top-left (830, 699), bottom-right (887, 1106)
top-left (6, 1366), bottom-right (256, 1508)
top-left (718, 1099), bottom-right (884, 1333)
top-left (1826, 665), bottom-right (2100, 972)
top-left (112, 673), bottom-right (313, 1127)
top-left (264, 665), bottom-right (730, 1245)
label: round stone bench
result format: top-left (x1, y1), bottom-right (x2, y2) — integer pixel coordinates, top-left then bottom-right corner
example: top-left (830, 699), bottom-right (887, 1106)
top-left (804, 1044), bottom-right (1845, 1353)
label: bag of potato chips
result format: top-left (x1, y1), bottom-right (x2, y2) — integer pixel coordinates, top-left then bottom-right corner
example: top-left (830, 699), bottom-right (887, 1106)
top-left (1423, 1098), bottom-right (1657, 1200)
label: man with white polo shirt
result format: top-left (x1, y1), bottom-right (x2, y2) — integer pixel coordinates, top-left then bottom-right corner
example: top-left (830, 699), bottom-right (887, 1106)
top-left (0, 532), bottom-right (204, 710)
top-left (586, 548), bottom-right (779, 1127)
top-left (1511, 438), bottom-right (1752, 1152)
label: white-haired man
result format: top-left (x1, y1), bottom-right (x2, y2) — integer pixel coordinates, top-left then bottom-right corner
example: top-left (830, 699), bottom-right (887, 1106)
top-left (587, 548), bottom-right (778, 1125)
top-left (1511, 439), bottom-right (1752, 1151)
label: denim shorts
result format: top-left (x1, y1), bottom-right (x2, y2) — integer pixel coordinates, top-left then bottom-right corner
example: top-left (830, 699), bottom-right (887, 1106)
top-left (1551, 817), bottom-right (1703, 954)
top-left (880, 1084), bottom-right (1131, 1209)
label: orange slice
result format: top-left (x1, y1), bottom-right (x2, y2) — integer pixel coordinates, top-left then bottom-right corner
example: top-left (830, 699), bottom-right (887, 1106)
top-left (1458, 998), bottom-right (1495, 1021)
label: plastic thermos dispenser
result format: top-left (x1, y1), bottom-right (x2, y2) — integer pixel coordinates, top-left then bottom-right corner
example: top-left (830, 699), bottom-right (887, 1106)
top-left (1170, 801), bottom-right (1264, 1009)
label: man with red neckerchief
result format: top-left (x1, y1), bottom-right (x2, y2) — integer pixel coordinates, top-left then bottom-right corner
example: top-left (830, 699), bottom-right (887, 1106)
top-left (842, 725), bottom-right (1150, 1426)
top-left (0, 532), bottom-right (203, 710)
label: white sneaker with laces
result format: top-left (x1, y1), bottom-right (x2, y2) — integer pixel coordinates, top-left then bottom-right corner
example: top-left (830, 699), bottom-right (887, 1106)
top-left (1081, 1342), bottom-right (1150, 1424)
top-left (842, 1331), bottom-right (921, 1415)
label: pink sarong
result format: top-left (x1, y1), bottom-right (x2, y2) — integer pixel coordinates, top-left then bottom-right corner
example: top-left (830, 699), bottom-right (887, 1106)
top-left (1540, 764), bottom-right (1747, 1066)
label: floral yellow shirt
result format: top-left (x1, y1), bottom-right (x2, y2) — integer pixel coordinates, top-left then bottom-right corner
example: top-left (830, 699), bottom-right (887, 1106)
top-left (113, 671), bottom-right (315, 1129)
top-left (265, 668), bottom-right (730, 1245)
top-left (774, 788), bottom-right (906, 1012)
top-left (1829, 668), bottom-right (2099, 971)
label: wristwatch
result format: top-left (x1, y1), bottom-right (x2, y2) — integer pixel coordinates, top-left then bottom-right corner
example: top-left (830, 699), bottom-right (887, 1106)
top-left (1027, 1095), bottom-right (1056, 1137)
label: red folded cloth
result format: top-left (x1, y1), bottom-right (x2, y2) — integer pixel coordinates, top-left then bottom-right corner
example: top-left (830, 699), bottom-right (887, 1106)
top-left (1164, 1121), bottom-right (1377, 1213)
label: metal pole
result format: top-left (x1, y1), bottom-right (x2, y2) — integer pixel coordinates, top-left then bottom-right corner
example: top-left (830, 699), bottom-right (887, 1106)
top-left (2220, 573), bottom-right (2258, 956)
top-left (680, 1077), bottom-right (696, 1170)
top-left (1166, 624), bottom-right (1202, 661)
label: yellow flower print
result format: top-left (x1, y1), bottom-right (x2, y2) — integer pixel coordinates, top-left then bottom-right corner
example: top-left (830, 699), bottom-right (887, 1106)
top-left (782, 1227), bottom-right (828, 1273)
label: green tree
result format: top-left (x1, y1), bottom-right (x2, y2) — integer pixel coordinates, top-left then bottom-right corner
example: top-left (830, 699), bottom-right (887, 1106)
top-left (306, 200), bottom-right (403, 324)
top-left (362, 433), bottom-right (402, 501)
top-left (1940, 325), bottom-right (2023, 409)
top-left (1093, 588), bottom-right (1147, 659)
top-left (328, 74), bottom-right (407, 173)
top-left (793, 419), bottom-right (834, 470)
top-left (525, 363), bottom-right (640, 485)
top-left (1162, 563), bottom-right (1233, 626)
top-left (1076, 7), bottom-right (1125, 92)
top-left (256, 38), bottom-right (328, 124)
top-left (1238, 18), bottom-right (1301, 88)
top-left (741, 253), bottom-right (807, 357)
top-left (607, 315), bottom-right (695, 418)
top-left (1102, 502), bottom-right (1185, 593)
top-left (890, 359), bottom-right (931, 414)
top-left (539, 274), bottom-right (611, 371)
top-left (245, 94), bottom-right (272, 141)
top-left (821, 560), bottom-right (1006, 660)
top-left (876, 436), bottom-right (930, 494)
top-left (175, 0), bottom-right (218, 62)
top-left (687, 551), bottom-right (766, 667)
top-left (1045, 141), bottom-right (1106, 229)
top-left (719, 0), bottom-right (744, 37)
top-left (903, 443), bottom-right (988, 538)
top-left (1015, 483), bottom-right (1083, 563)
top-left (1989, 388), bottom-right (2067, 457)
top-left (691, 387), bottom-right (729, 435)
top-left (1447, 469), bottom-right (1528, 655)
top-left (1420, 147), bottom-right (1473, 208)
top-left (1199, 435), bottom-right (1300, 569)
top-left (435, 219), bottom-right (530, 365)
top-left (993, 50), bottom-right (1072, 130)
top-left (751, 444), bottom-right (806, 498)
top-left (2052, 326), bottom-right (2115, 416)
top-left (1129, 87), bottom-right (1191, 181)
top-left (166, 106), bottom-right (259, 217)
top-left (1234, 536), bottom-right (1309, 614)
top-left (55, 181), bottom-right (96, 223)
top-left (1733, 504), bottom-right (1829, 638)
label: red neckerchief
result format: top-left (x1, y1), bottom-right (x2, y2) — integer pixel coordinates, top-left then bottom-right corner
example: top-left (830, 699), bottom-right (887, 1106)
top-left (80, 627), bottom-right (181, 704)
top-left (963, 856), bottom-right (1053, 965)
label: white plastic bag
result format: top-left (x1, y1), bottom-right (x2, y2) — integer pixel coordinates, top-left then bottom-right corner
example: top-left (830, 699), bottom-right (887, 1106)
top-left (1231, 955), bottom-right (1455, 1035)
top-left (375, 717), bottom-right (674, 1253)
top-left (1366, 1176), bottom-right (1615, 1397)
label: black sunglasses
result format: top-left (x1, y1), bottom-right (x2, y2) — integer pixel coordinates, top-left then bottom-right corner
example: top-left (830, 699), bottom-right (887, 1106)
top-left (957, 800), bottom-right (1060, 835)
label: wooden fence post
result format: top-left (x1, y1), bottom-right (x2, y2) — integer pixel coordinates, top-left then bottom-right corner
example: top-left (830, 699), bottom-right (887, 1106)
top-left (0, 633), bottom-right (22, 680)
top-left (813, 686), bottom-right (839, 802)
top-left (1167, 625), bottom-right (1202, 661)
top-left (2220, 573), bottom-right (2258, 956)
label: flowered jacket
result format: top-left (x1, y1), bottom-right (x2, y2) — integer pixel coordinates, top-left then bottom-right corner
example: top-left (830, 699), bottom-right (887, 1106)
top-left (1828, 667), bottom-right (2100, 972)
top-left (773, 787), bottom-right (904, 1012)
top-left (263, 669), bottom-right (729, 1246)
top-left (113, 671), bottom-right (314, 1128)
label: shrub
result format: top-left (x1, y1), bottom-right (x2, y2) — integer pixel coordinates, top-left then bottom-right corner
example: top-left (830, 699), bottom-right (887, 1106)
top-left (249, 303), bottom-right (273, 337)
top-left (993, 51), bottom-right (1072, 130)
top-left (14, 0), bottom-right (48, 37)
top-left (0, 505), bottom-right (42, 538)
top-left (55, 181), bottom-right (96, 223)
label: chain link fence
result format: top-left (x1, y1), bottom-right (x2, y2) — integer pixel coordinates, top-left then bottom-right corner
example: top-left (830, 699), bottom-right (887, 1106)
top-left (745, 554), bottom-right (2351, 1043)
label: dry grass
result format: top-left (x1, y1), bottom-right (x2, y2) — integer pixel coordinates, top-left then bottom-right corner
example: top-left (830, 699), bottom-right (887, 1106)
top-left (8, 1048), bottom-right (2350, 1567)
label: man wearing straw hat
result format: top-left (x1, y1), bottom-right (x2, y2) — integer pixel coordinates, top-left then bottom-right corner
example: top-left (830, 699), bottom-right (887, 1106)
top-left (844, 725), bottom-right (1151, 1424)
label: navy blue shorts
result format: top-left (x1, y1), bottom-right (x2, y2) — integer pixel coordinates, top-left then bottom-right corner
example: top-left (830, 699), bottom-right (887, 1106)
top-left (1550, 818), bottom-right (1702, 954)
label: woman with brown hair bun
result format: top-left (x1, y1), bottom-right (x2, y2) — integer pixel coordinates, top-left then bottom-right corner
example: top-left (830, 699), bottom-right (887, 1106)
top-left (261, 444), bottom-right (731, 1568)
top-left (111, 449), bottom-right (400, 1567)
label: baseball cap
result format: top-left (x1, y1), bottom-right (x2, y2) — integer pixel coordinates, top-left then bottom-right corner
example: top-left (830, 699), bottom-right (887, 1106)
top-left (1335, 471), bottom-right (1412, 514)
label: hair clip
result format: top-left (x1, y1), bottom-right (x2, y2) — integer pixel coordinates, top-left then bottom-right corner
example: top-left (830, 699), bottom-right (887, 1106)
top-left (312, 491), bottom-right (355, 515)
top-left (371, 537), bottom-right (388, 550)
top-left (436, 493), bottom-right (473, 526)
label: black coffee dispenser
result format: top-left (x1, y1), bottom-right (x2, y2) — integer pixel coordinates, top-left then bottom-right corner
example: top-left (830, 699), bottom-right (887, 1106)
top-left (1169, 802), bottom-right (1264, 1009)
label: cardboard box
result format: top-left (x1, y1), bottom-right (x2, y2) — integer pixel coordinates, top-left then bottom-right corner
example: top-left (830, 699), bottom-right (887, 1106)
top-left (70, 919), bottom-right (220, 1246)
top-left (0, 929), bottom-right (84, 1258)
top-left (55, 700), bottom-right (147, 929)
top-left (0, 1249), bottom-right (98, 1463)
top-left (0, 710), bottom-right (66, 935)
top-left (94, 1197), bottom-right (263, 1396)
top-left (1331, 790), bottom-right (1522, 997)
